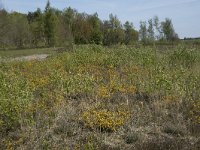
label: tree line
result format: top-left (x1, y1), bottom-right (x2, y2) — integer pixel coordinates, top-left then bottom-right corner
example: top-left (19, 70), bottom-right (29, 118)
top-left (0, 0), bottom-right (179, 49)
top-left (139, 16), bottom-right (179, 45)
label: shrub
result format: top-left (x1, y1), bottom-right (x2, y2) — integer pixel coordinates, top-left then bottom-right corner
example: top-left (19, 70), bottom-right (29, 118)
top-left (82, 107), bottom-right (131, 132)
top-left (169, 47), bottom-right (197, 68)
top-left (0, 70), bottom-right (33, 132)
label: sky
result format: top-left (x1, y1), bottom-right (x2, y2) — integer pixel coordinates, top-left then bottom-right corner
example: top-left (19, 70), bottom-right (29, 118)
top-left (1, 0), bottom-right (200, 38)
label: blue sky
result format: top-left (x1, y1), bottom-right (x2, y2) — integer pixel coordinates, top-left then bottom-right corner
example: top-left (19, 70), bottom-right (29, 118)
top-left (1, 0), bottom-right (200, 38)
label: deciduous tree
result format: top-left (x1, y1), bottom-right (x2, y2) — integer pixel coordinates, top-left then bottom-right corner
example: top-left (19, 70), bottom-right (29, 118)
top-left (161, 18), bottom-right (179, 41)
top-left (139, 21), bottom-right (148, 44)
top-left (124, 21), bottom-right (138, 44)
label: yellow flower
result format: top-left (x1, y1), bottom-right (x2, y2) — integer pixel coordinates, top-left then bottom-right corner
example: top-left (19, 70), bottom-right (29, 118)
top-left (82, 108), bottom-right (131, 132)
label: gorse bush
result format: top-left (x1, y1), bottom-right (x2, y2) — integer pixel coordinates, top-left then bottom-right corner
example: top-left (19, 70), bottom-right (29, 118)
top-left (82, 106), bottom-right (131, 132)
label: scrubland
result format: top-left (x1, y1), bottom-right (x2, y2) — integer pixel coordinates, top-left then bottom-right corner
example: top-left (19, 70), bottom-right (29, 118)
top-left (0, 45), bottom-right (200, 149)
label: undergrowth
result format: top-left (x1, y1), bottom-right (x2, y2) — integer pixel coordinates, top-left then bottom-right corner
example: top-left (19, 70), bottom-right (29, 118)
top-left (0, 45), bottom-right (199, 149)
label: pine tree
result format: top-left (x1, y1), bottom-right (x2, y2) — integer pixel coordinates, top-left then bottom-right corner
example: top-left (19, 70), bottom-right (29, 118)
top-left (44, 0), bottom-right (57, 47)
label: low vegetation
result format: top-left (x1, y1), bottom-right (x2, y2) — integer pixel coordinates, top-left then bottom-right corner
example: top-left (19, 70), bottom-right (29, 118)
top-left (0, 45), bottom-right (199, 149)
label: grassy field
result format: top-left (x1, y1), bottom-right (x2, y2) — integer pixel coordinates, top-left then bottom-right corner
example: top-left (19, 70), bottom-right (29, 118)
top-left (0, 45), bottom-right (200, 149)
top-left (0, 47), bottom-right (57, 58)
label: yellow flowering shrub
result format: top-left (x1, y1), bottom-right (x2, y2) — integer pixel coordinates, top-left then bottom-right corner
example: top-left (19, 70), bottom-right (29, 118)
top-left (97, 85), bottom-right (111, 98)
top-left (28, 76), bottom-right (50, 89)
top-left (97, 83), bottom-right (137, 98)
top-left (82, 108), bottom-right (131, 132)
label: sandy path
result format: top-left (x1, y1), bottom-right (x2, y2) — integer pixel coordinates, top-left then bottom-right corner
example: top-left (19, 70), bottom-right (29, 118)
top-left (0, 54), bottom-right (49, 62)
top-left (13, 54), bottom-right (49, 61)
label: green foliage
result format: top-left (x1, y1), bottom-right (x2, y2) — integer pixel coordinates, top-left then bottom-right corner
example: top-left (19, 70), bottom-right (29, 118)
top-left (169, 47), bottom-right (198, 68)
top-left (161, 18), bottom-right (179, 41)
top-left (3, 3), bottom-right (186, 48)
top-left (139, 16), bottom-right (179, 45)
top-left (147, 19), bottom-right (155, 42)
top-left (139, 21), bottom-right (148, 44)
top-left (124, 21), bottom-right (139, 44)
top-left (8, 12), bottom-right (31, 48)
top-left (0, 70), bottom-right (33, 132)
top-left (89, 13), bottom-right (103, 44)
top-left (44, 1), bottom-right (57, 47)
top-left (28, 8), bottom-right (45, 47)
top-left (0, 10), bottom-right (9, 48)
top-left (103, 14), bottom-right (126, 45)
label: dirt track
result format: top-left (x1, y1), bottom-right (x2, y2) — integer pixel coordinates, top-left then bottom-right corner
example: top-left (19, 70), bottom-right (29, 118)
top-left (0, 54), bottom-right (49, 62)
top-left (13, 54), bottom-right (49, 61)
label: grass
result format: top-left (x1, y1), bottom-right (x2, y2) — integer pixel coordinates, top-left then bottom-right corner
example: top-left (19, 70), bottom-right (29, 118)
top-left (0, 47), bottom-right (57, 58)
top-left (0, 44), bottom-right (200, 149)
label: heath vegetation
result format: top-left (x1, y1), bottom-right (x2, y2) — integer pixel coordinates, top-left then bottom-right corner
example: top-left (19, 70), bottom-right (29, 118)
top-left (0, 0), bottom-right (200, 149)
top-left (0, 45), bottom-right (199, 149)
